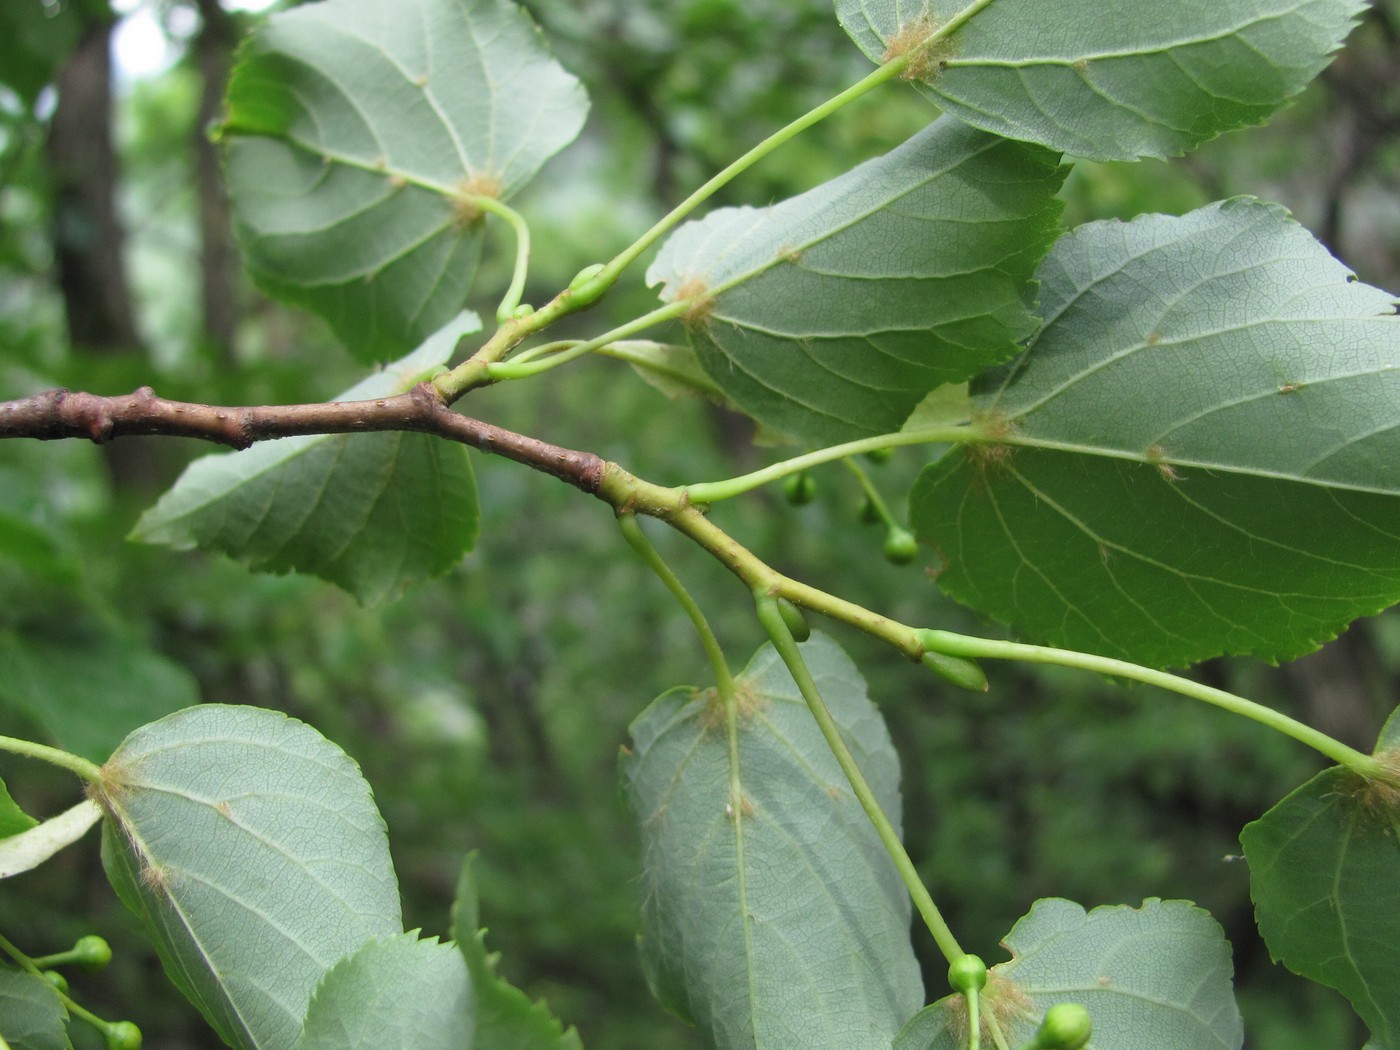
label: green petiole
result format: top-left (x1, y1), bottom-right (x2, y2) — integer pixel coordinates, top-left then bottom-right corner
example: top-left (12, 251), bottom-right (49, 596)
top-left (921, 631), bottom-right (1385, 777)
top-left (0, 736), bottom-right (102, 783)
top-left (754, 595), bottom-right (964, 963)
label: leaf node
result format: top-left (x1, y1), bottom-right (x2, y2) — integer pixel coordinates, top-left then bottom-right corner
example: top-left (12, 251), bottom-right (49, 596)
top-left (881, 14), bottom-right (954, 82)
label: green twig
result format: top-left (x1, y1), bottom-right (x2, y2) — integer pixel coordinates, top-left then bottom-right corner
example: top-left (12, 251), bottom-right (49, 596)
top-left (684, 426), bottom-right (972, 503)
top-left (619, 513), bottom-right (735, 699)
top-left (486, 301), bottom-right (691, 382)
top-left (754, 595), bottom-right (964, 963)
top-left (0, 736), bottom-right (102, 783)
top-left (922, 631), bottom-right (1385, 776)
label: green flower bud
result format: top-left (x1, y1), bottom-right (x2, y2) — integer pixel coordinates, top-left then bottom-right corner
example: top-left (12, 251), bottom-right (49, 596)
top-left (74, 935), bottom-right (112, 971)
top-left (42, 970), bottom-right (68, 994)
top-left (784, 472), bottom-right (817, 505)
top-left (947, 954), bottom-right (987, 993)
top-left (776, 598), bottom-right (811, 642)
top-left (1036, 1003), bottom-right (1091, 1049)
top-left (105, 1021), bottom-right (143, 1050)
top-left (883, 527), bottom-right (918, 565)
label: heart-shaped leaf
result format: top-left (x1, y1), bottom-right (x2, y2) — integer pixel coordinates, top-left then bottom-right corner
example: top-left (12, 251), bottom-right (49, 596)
top-left (622, 634), bottom-right (923, 1049)
top-left (98, 705), bottom-right (402, 1050)
top-left (836, 0), bottom-right (1365, 161)
top-left (648, 116), bottom-right (1064, 445)
top-left (912, 198), bottom-right (1400, 667)
top-left (223, 0), bottom-right (588, 361)
top-left (131, 316), bottom-right (481, 605)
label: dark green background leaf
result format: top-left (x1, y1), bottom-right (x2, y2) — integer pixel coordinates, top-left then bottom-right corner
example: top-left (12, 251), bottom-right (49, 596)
top-left (648, 116), bottom-right (1064, 444)
top-left (131, 321), bottom-right (481, 605)
top-left (0, 629), bottom-right (199, 762)
top-left (0, 967), bottom-right (71, 1050)
top-left (621, 634), bottom-right (923, 1049)
top-left (297, 934), bottom-right (473, 1050)
top-left (912, 199), bottom-right (1400, 667)
top-left (223, 0), bottom-right (588, 361)
top-left (1242, 767), bottom-right (1400, 1049)
top-left (100, 705), bottom-right (403, 1050)
top-left (836, 0), bottom-right (1365, 161)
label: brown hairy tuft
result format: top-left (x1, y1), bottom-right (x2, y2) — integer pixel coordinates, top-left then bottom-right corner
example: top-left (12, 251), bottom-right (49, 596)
top-left (881, 13), bottom-right (956, 82)
top-left (672, 276), bottom-right (717, 329)
top-left (700, 680), bottom-right (766, 733)
top-left (452, 172), bottom-right (504, 227)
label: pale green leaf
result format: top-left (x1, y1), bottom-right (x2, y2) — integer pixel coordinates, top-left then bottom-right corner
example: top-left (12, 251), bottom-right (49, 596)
top-left (297, 934), bottom-right (473, 1050)
top-left (223, 0), bottom-right (588, 361)
top-left (621, 634), bottom-right (923, 1049)
top-left (0, 801), bottom-right (101, 880)
top-left (0, 629), bottom-right (199, 762)
top-left (1241, 764), bottom-right (1400, 1048)
top-left (451, 855), bottom-right (584, 1050)
top-left (899, 899), bottom-right (1241, 1049)
top-left (0, 775), bottom-right (38, 840)
top-left (836, 0), bottom-right (1365, 161)
top-left (606, 340), bottom-right (731, 405)
top-left (647, 116), bottom-right (1064, 445)
top-left (912, 198), bottom-right (1400, 667)
top-left (99, 705), bottom-right (402, 1050)
top-left (131, 319), bottom-right (480, 605)
top-left (0, 968), bottom-right (70, 1050)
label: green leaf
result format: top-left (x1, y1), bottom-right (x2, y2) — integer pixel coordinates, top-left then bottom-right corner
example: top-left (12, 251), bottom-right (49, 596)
top-left (0, 0), bottom-right (83, 106)
top-left (0, 775), bottom-right (38, 840)
top-left (647, 116), bottom-right (1064, 445)
top-left (98, 705), bottom-right (402, 1050)
top-left (1241, 765), bottom-right (1400, 1048)
top-left (621, 633), bottom-right (923, 1049)
top-left (0, 801), bottom-right (101, 880)
top-left (451, 855), bottom-right (584, 1050)
top-left (0, 629), bottom-right (200, 762)
top-left (1378, 702), bottom-right (1400, 753)
top-left (608, 340), bottom-right (731, 405)
top-left (0, 968), bottom-right (70, 1050)
top-left (835, 0), bottom-right (1365, 161)
top-left (131, 320), bottom-right (481, 605)
top-left (223, 0), bottom-right (588, 361)
top-left (297, 934), bottom-right (473, 1050)
top-left (897, 899), bottom-right (1242, 1050)
top-left (912, 198), bottom-right (1400, 667)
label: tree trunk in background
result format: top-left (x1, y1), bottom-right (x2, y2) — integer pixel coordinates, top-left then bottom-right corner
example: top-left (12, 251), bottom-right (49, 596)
top-left (192, 0), bottom-right (239, 364)
top-left (45, 11), bottom-right (139, 353)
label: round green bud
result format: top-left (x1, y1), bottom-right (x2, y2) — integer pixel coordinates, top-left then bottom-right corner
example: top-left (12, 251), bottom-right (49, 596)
top-left (858, 497), bottom-right (881, 525)
top-left (511, 303), bottom-right (535, 319)
top-left (947, 954), bottom-right (987, 993)
top-left (883, 527), bottom-right (918, 565)
top-left (1036, 1003), bottom-right (1091, 1049)
top-left (42, 970), bottom-right (68, 994)
top-left (105, 1021), bottom-right (143, 1050)
top-left (776, 598), bottom-right (811, 643)
top-left (568, 263), bottom-right (606, 291)
top-left (783, 472), bottom-right (817, 506)
top-left (863, 447), bottom-right (893, 465)
top-left (74, 934), bottom-right (112, 971)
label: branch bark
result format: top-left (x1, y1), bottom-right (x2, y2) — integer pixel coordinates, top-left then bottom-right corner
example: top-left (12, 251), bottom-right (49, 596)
top-left (0, 386), bottom-right (607, 493)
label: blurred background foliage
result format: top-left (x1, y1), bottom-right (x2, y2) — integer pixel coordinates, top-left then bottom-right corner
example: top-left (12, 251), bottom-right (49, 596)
top-left (1, 0), bottom-right (1399, 1047)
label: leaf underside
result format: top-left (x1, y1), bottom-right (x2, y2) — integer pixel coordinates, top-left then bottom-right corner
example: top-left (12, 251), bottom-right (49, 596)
top-left (836, 0), bottom-right (1366, 161)
top-left (912, 198), bottom-right (1400, 668)
top-left (1242, 765), bottom-right (1400, 1049)
top-left (223, 0), bottom-right (588, 361)
top-left (896, 898), bottom-right (1242, 1050)
top-left (622, 634), bottom-right (923, 1049)
top-left (131, 320), bottom-right (481, 605)
top-left (648, 115), bottom-right (1065, 445)
top-left (99, 705), bottom-right (403, 1050)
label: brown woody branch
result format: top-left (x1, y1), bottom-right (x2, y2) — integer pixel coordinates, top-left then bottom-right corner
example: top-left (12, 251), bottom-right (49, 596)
top-left (0, 385), bottom-right (606, 493)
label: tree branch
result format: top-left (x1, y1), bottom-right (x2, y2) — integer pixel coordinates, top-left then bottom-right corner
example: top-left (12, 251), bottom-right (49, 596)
top-left (0, 385), bottom-right (606, 493)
